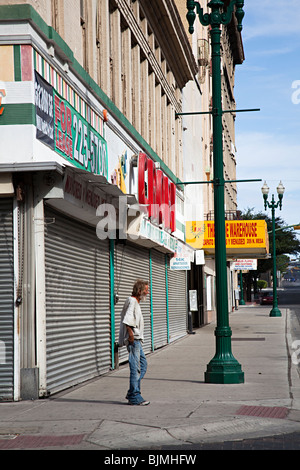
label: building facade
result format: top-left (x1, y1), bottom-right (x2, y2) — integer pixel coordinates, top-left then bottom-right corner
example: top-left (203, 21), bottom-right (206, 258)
top-left (0, 0), bottom-right (246, 401)
top-left (0, 0), bottom-right (197, 401)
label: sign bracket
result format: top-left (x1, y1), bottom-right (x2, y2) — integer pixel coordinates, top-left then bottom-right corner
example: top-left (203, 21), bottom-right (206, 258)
top-left (175, 108), bottom-right (260, 117)
top-left (176, 179), bottom-right (262, 186)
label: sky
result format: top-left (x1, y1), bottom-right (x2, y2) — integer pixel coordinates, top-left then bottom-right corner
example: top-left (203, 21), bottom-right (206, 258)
top-left (234, 0), bottom-right (300, 243)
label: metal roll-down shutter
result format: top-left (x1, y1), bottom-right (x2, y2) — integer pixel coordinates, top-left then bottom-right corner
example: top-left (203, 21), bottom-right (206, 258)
top-left (114, 242), bottom-right (151, 362)
top-left (151, 249), bottom-right (168, 349)
top-left (44, 207), bottom-right (110, 395)
top-left (167, 262), bottom-right (187, 342)
top-left (0, 199), bottom-right (14, 401)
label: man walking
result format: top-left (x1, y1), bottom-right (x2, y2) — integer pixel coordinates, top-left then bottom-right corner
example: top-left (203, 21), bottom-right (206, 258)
top-left (119, 279), bottom-right (150, 406)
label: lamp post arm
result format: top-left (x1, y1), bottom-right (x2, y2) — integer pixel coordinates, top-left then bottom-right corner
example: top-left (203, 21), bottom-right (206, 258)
top-left (264, 198), bottom-right (281, 211)
top-left (219, 0), bottom-right (245, 32)
top-left (186, 1), bottom-right (210, 32)
top-left (187, 0), bottom-right (245, 32)
top-left (212, 0), bottom-right (245, 31)
top-left (263, 195), bottom-right (269, 211)
top-left (220, 0), bottom-right (236, 25)
top-left (234, 0), bottom-right (245, 32)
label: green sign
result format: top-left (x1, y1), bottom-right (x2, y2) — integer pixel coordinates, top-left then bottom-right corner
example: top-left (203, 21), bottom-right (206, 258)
top-left (54, 91), bottom-right (108, 177)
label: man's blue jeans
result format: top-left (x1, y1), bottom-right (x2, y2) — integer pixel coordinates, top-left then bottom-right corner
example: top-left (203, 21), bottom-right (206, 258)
top-left (127, 340), bottom-right (147, 405)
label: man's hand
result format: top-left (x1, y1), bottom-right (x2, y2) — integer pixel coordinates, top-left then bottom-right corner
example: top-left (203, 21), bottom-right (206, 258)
top-left (126, 325), bottom-right (134, 344)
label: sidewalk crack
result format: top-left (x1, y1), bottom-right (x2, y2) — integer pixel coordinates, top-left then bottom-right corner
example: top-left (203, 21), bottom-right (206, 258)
top-left (187, 401), bottom-right (205, 418)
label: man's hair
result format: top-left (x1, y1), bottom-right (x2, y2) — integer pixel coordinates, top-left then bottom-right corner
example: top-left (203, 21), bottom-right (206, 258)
top-left (132, 279), bottom-right (149, 301)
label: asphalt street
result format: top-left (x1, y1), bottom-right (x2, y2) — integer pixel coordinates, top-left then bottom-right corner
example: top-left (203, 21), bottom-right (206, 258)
top-left (279, 282), bottom-right (300, 382)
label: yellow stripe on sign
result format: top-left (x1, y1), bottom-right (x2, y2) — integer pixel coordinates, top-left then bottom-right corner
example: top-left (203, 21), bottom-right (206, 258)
top-left (0, 45), bottom-right (14, 81)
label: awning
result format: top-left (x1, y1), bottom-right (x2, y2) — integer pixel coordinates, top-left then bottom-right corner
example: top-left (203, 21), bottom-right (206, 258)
top-left (0, 162), bottom-right (137, 226)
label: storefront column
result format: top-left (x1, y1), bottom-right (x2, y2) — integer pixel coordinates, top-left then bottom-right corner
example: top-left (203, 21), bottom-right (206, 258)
top-left (149, 249), bottom-right (154, 352)
top-left (13, 199), bottom-right (20, 401)
top-left (165, 254), bottom-right (170, 343)
top-left (34, 196), bottom-right (47, 398)
top-left (110, 239), bottom-right (116, 370)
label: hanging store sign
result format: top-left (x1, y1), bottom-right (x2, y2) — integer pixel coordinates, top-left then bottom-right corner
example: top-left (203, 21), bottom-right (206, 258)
top-left (195, 250), bottom-right (205, 265)
top-left (186, 220), bottom-right (269, 256)
top-left (231, 259), bottom-right (258, 271)
top-left (34, 71), bottom-right (54, 149)
top-left (170, 240), bottom-right (193, 270)
top-left (138, 152), bottom-right (176, 233)
top-left (34, 71), bottom-right (108, 177)
top-left (170, 256), bottom-right (191, 270)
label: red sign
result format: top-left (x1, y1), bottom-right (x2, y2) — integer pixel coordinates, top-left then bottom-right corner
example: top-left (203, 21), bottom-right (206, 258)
top-left (0, 89), bottom-right (6, 116)
top-left (138, 152), bottom-right (176, 233)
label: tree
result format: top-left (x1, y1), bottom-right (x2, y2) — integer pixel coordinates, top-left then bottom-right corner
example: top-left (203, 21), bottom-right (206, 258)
top-left (242, 208), bottom-right (300, 258)
top-left (239, 208), bottom-right (300, 300)
top-left (257, 280), bottom-right (267, 290)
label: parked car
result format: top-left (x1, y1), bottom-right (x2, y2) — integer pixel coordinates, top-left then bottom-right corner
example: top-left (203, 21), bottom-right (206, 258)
top-left (260, 292), bottom-right (273, 305)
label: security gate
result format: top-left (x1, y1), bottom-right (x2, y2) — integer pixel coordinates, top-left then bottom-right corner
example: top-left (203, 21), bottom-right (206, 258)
top-left (44, 207), bottom-right (110, 395)
top-left (0, 199), bottom-right (14, 401)
top-left (167, 262), bottom-right (187, 342)
top-left (114, 242), bottom-right (151, 363)
top-left (151, 249), bottom-right (168, 349)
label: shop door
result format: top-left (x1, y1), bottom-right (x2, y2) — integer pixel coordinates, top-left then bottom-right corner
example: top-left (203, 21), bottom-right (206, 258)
top-left (188, 264), bottom-right (204, 327)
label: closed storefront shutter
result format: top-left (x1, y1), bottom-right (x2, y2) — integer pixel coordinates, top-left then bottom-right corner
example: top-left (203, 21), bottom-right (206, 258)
top-left (0, 199), bottom-right (14, 401)
top-left (151, 249), bottom-right (168, 349)
top-left (44, 207), bottom-right (110, 395)
top-left (167, 262), bottom-right (187, 342)
top-left (114, 242), bottom-right (151, 363)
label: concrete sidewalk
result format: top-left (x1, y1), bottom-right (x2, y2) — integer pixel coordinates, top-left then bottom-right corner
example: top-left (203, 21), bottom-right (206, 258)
top-left (0, 306), bottom-right (300, 450)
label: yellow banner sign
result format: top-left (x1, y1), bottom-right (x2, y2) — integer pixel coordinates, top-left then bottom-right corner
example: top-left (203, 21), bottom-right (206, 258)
top-left (186, 220), bottom-right (269, 254)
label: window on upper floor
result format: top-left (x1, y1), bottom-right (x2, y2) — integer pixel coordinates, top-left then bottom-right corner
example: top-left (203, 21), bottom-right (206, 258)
top-left (80, 0), bottom-right (88, 72)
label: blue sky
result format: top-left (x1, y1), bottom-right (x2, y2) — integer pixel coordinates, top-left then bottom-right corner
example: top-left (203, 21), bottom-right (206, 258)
top-left (234, 1), bottom-right (300, 242)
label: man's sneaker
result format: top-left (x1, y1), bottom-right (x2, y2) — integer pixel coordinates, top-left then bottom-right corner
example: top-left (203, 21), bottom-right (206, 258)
top-left (128, 400), bottom-right (150, 406)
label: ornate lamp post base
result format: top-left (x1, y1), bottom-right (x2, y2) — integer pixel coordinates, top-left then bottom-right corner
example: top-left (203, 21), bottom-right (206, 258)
top-left (270, 306), bottom-right (282, 317)
top-left (205, 364), bottom-right (244, 384)
top-left (205, 327), bottom-right (244, 384)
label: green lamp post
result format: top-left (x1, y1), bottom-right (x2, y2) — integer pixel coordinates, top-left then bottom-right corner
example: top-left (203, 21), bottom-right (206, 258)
top-left (261, 181), bottom-right (285, 317)
top-left (186, 0), bottom-right (244, 384)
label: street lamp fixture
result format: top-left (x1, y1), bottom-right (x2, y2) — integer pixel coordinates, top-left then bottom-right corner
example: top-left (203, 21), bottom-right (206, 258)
top-left (261, 181), bottom-right (285, 317)
top-left (277, 181), bottom-right (285, 208)
top-left (186, 0), bottom-right (244, 384)
top-left (261, 181), bottom-right (269, 198)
